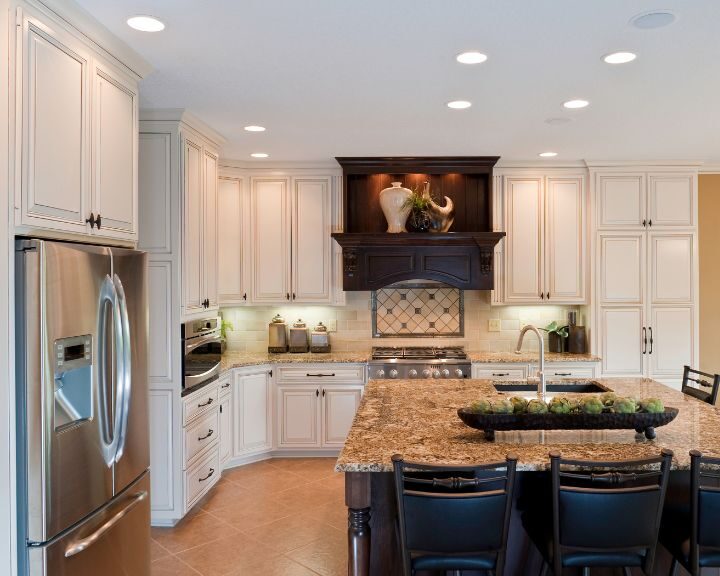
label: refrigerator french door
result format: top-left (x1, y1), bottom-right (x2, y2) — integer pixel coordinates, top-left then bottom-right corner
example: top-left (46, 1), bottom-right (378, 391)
top-left (16, 239), bottom-right (150, 576)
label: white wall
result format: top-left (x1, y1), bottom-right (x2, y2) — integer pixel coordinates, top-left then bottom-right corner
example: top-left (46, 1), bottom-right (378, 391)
top-left (1, 0), bottom-right (15, 574)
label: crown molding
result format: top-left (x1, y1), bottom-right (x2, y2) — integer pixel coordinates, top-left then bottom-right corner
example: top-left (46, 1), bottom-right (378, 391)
top-left (584, 159), bottom-right (704, 168)
top-left (30, 0), bottom-right (152, 79)
top-left (495, 160), bottom-right (587, 169)
top-left (139, 109), bottom-right (226, 147)
top-left (699, 164), bottom-right (720, 174)
top-left (219, 159), bottom-right (341, 173)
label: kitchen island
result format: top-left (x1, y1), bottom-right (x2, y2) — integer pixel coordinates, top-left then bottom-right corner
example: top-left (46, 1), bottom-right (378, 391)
top-left (337, 377), bottom-right (720, 575)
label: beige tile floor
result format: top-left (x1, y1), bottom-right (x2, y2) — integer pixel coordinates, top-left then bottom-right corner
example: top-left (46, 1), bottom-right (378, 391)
top-left (151, 458), bottom-right (347, 576)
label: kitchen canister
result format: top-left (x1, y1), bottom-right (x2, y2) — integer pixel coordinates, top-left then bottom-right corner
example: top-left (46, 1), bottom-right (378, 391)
top-left (289, 319), bottom-right (309, 353)
top-left (267, 314), bottom-right (288, 353)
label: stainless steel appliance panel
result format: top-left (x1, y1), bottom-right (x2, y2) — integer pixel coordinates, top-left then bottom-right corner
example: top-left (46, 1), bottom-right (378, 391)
top-left (28, 471), bottom-right (150, 576)
top-left (109, 247), bottom-right (150, 495)
top-left (181, 317), bottom-right (221, 394)
top-left (18, 240), bottom-right (115, 543)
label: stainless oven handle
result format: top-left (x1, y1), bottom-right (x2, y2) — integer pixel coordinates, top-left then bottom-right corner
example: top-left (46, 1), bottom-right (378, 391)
top-left (184, 333), bottom-right (221, 354)
top-left (64, 491), bottom-right (147, 558)
top-left (184, 363), bottom-right (221, 386)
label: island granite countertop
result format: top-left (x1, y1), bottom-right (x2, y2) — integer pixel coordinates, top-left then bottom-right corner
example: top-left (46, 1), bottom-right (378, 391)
top-left (336, 377), bottom-right (720, 472)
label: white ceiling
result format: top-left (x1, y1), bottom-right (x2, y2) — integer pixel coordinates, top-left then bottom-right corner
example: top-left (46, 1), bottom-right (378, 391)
top-left (77, 0), bottom-right (720, 163)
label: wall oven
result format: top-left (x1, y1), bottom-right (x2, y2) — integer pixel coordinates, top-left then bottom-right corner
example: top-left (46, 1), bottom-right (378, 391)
top-left (181, 317), bottom-right (222, 395)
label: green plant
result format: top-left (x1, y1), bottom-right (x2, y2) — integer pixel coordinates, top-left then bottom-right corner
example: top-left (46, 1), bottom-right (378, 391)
top-left (540, 321), bottom-right (568, 339)
top-left (220, 319), bottom-right (234, 341)
top-left (401, 185), bottom-right (432, 213)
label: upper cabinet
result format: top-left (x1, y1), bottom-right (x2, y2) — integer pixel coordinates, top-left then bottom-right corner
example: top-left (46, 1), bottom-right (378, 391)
top-left (500, 172), bottom-right (586, 304)
top-left (217, 177), bottom-right (248, 305)
top-left (596, 171), bottom-right (695, 229)
top-left (14, 3), bottom-right (142, 244)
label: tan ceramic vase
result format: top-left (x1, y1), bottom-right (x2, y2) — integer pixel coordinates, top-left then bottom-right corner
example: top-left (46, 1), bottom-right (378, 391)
top-left (379, 182), bottom-right (412, 233)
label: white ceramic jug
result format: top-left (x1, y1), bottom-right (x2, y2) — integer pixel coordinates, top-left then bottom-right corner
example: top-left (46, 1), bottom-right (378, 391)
top-left (379, 182), bottom-right (412, 233)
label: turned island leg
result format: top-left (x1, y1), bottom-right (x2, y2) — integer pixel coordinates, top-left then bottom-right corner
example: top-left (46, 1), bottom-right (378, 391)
top-left (345, 472), bottom-right (371, 576)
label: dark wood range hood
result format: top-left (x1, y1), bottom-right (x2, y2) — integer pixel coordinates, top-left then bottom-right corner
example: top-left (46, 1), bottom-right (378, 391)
top-left (331, 156), bottom-right (505, 291)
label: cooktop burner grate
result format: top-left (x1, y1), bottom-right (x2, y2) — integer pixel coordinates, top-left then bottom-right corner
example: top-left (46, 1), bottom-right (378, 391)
top-left (371, 346), bottom-right (468, 360)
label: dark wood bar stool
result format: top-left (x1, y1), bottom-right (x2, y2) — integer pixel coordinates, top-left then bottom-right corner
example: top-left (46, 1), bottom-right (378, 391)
top-left (391, 453), bottom-right (518, 576)
top-left (660, 450), bottom-right (720, 576)
top-left (522, 449), bottom-right (673, 576)
top-left (681, 366), bottom-right (720, 405)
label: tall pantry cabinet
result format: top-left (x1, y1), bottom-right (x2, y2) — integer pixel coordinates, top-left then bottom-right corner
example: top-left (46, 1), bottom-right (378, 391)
top-left (138, 110), bottom-right (224, 525)
top-left (591, 167), bottom-right (699, 387)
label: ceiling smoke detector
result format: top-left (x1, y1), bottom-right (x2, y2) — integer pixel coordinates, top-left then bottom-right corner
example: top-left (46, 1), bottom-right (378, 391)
top-left (630, 10), bottom-right (676, 30)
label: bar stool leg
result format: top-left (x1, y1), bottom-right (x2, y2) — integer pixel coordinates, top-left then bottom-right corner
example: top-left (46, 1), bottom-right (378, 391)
top-left (669, 559), bottom-right (678, 576)
top-left (539, 563), bottom-right (549, 576)
top-left (623, 567), bottom-right (632, 576)
top-left (582, 567), bottom-right (590, 576)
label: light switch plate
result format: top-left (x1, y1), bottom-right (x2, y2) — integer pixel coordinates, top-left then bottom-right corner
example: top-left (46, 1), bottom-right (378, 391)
top-left (327, 319), bottom-right (337, 332)
top-left (488, 318), bottom-right (502, 332)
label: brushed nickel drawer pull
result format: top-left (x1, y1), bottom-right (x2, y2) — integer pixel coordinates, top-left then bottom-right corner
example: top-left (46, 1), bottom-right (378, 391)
top-left (306, 373), bottom-right (335, 377)
top-left (198, 429), bottom-right (214, 441)
top-left (199, 468), bottom-right (215, 482)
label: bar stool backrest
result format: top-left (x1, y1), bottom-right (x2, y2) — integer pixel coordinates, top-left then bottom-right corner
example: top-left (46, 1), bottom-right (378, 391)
top-left (682, 366), bottom-right (720, 405)
top-left (550, 449), bottom-right (673, 576)
top-left (392, 454), bottom-right (517, 576)
top-left (690, 451), bottom-right (720, 573)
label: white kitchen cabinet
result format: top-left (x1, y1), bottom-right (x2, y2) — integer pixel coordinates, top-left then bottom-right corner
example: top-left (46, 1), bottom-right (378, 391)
top-left (277, 386), bottom-right (320, 448)
top-left (218, 394), bottom-right (232, 466)
top-left (15, 4), bottom-right (140, 244)
top-left (502, 173), bottom-right (586, 304)
top-left (321, 385), bottom-right (363, 447)
top-left (599, 233), bottom-right (645, 304)
top-left (471, 365), bottom-right (527, 380)
top-left (600, 307), bottom-right (646, 377)
top-left (91, 59), bottom-right (138, 242)
top-left (596, 171), bottom-right (696, 230)
top-left (203, 150), bottom-right (219, 307)
top-left (649, 233), bottom-right (694, 304)
top-left (649, 307), bottom-right (694, 384)
top-left (217, 177), bottom-right (248, 304)
top-left (233, 370), bottom-right (272, 456)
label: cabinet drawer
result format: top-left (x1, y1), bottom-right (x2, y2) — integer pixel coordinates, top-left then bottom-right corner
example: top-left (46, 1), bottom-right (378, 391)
top-left (218, 375), bottom-right (232, 397)
top-left (472, 366), bottom-right (526, 380)
top-left (184, 408), bottom-right (219, 468)
top-left (543, 366), bottom-right (596, 379)
top-left (184, 447), bottom-right (220, 511)
top-left (183, 385), bottom-right (219, 425)
top-left (275, 364), bottom-right (366, 384)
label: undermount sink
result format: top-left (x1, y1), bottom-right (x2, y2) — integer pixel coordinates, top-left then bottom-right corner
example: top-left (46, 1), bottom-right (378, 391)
top-left (493, 381), bottom-right (607, 394)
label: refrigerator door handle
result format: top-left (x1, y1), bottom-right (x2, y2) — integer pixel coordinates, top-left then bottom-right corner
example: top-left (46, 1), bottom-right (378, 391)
top-left (98, 275), bottom-right (125, 467)
top-left (63, 490), bottom-right (148, 558)
top-left (113, 274), bottom-right (132, 463)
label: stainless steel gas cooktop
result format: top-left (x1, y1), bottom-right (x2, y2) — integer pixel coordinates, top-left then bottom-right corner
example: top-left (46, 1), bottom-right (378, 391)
top-left (369, 347), bottom-right (471, 379)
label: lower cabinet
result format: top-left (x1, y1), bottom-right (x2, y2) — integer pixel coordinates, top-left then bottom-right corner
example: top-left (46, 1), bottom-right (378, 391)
top-left (277, 383), bottom-right (363, 449)
top-left (219, 392), bottom-right (232, 465)
top-left (232, 369), bottom-right (273, 456)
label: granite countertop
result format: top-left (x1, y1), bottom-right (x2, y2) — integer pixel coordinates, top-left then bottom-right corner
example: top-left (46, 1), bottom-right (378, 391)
top-left (468, 352), bottom-right (601, 363)
top-left (220, 350), bottom-right (371, 371)
top-left (336, 377), bottom-right (720, 472)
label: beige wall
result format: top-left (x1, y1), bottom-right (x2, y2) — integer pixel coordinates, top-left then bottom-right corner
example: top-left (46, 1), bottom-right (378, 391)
top-left (700, 175), bottom-right (720, 376)
top-left (222, 291), bottom-right (580, 353)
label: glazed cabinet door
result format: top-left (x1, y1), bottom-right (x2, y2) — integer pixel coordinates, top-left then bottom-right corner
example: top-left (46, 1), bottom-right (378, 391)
top-left (203, 149), bottom-right (219, 309)
top-left (321, 385), bottom-right (363, 447)
top-left (649, 233), bottom-right (694, 305)
top-left (292, 178), bottom-right (332, 303)
top-left (600, 307), bottom-right (646, 377)
top-left (217, 177), bottom-right (248, 304)
top-left (648, 307), bottom-right (694, 385)
top-left (277, 386), bottom-right (320, 448)
top-left (596, 173), bottom-right (646, 229)
top-left (251, 178), bottom-right (291, 303)
top-left (182, 136), bottom-right (205, 314)
top-left (598, 232), bottom-right (646, 305)
top-left (544, 176), bottom-right (585, 303)
top-left (91, 59), bottom-right (138, 242)
top-left (504, 177), bottom-right (544, 302)
top-left (232, 371), bottom-right (272, 456)
top-left (647, 173), bottom-right (695, 228)
top-left (17, 7), bottom-right (91, 235)
top-left (218, 394), bottom-right (231, 465)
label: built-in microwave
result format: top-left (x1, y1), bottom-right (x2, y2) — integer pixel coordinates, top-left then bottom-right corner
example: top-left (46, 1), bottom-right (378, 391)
top-left (181, 316), bottom-right (222, 395)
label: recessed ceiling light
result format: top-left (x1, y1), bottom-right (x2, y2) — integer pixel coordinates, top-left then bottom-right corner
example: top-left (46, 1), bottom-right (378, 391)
top-left (545, 117), bottom-right (572, 125)
top-left (244, 125), bottom-right (266, 132)
top-left (126, 15), bottom-right (165, 32)
top-left (456, 51), bottom-right (488, 65)
top-left (603, 51), bottom-right (637, 64)
top-left (250, 153), bottom-right (269, 158)
top-left (563, 99), bottom-right (589, 109)
top-left (539, 152), bottom-right (558, 158)
top-left (447, 100), bottom-right (472, 109)
top-left (630, 10), bottom-right (676, 30)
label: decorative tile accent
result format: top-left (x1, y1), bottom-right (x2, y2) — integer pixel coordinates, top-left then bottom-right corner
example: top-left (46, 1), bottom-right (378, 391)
top-left (372, 283), bottom-right (464, 337)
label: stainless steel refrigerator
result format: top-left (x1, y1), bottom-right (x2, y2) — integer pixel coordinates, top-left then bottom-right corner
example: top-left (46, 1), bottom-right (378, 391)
top-left (15, 239), bottom-right (150, 576)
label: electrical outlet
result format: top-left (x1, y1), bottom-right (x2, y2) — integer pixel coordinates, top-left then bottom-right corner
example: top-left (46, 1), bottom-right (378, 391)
top-left (327, 319), bottom-right (337, 332)
top-left (488, 319), bottom-right (501, 332)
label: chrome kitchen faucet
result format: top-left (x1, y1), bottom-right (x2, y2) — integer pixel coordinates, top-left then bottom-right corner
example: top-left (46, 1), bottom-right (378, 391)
top-left (515, 325), bottom-right (547, 399)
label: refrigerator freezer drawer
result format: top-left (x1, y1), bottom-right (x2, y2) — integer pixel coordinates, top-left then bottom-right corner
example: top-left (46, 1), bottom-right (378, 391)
top-left (28, 472), bottom-right (150, 576)
top-left (183, 407), bottom-right (219, 469)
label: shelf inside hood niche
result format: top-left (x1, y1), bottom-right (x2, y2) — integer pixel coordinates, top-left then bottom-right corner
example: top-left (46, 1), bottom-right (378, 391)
top-left (331, 232), bottom-right (505, 291)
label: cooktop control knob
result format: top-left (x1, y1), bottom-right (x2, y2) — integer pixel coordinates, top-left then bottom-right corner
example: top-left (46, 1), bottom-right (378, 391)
top-left (432, 369), bottom-right (441, 379)
top-left (375, 369), bottom-right (385, 379)
top-left (389, 369), bottom-right (399, 379)
top-left (441, 369), bottom-right (450, 378)
top-left (455, 369), bottom-right (465, 378)
top-left (408, 369), bottom-right (418, 378)
top-left (422, 369), bottom-right (431, 378)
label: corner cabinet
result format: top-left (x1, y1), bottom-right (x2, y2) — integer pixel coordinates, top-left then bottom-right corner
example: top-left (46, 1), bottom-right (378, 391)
top-left (14, 3), bottom-right (140, 245)
top-left (232, 369), bottom-right (273, 457)
top-left (499, 172), bottom-right (587, 304)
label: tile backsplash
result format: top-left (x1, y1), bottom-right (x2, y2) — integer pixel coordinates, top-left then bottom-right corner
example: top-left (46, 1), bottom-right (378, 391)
top-left (221, 291), bottom-right (582, 353)
top-left (373, 284), bottom-right (463, 337)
